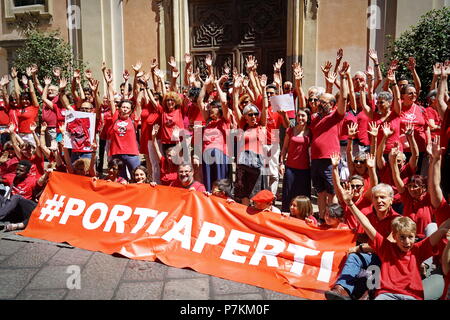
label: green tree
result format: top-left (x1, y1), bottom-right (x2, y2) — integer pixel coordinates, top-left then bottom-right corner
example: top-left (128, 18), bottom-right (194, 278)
top-left (14, 30), bottom-right (86, 84)
top-left (384, 7), bottom-right (450, 102)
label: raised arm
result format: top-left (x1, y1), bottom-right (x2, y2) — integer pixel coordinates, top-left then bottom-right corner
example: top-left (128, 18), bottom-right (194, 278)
top-left (343, 184), bottom-right (377, 241)
top-left (405, 122), bottom-right (419, 172)
top-left (214, 75), bottom-right (230, 121)
top-left (386, 69), bottom-right (401, 115)
top-left (11, 67), bottom-right (20, 101)
top-left (246, 55), bottom-right (261, 98)
top-left (25, 68), bottom-right (39, 107)
top-left (436, 63), bottom-right (449, 119)
top-left (151, 124), bottom-right (163, 161)
top-left (29, 122), bottom-right (43, 159)
top-left (38, 122), bottom-right (52, 159)
top-left (259, 74), bottom-right (268, 127)
top-left (293, 62), bottom-right (306, 109)
top-left (336, 61), bottom-right (350, 116)
top-left (273, 58), bottom-right (284, 95)
top-left (389, 145), bottom-right (406, 194)
top-left (367, 121), bottom-right (379, 156)
top-left (407, 57), bottom-right (421, 95)
top-left (428, 136), bottom-right (444, 208)
top-left (368, 49), bottom-right (382, 90)
top-left (41, 76), bottom-right (54, 109)
top-left (232, 75), bottom-right (244, 123)
top-left (359, 87), bottom-right (374, 119)
top-left (376, 123), bottom-right (393, 169)
top-left (330, 152), bottom-right (346, 204)
top-left (30, 64), bottom-right (43, 95)
top-left (346, 122), bottom-right (358, 175)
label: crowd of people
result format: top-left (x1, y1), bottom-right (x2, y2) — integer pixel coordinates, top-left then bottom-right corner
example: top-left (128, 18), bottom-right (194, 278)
top-left (0, 48), bottom-right (449, 300)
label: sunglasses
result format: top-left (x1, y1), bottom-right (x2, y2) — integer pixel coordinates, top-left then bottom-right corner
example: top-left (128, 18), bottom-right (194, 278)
top-left (308, 98), bottom-right (318, 102)
top-left (247, 113), bottom-right (259, 117)
top-left (354, 160), bottom-right (365, 165)
top-left (350, 184), bottom-right (364, 190)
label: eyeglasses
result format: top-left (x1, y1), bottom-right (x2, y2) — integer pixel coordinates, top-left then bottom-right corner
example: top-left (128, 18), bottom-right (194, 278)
top-left (354, 160), bottom-right (365, 165)
top-left (247, 113), bottom-right (259, 117)
top-left (308, 98), bottom-right (318, 102)
top-left (350, 184), bottom-right (364, 190)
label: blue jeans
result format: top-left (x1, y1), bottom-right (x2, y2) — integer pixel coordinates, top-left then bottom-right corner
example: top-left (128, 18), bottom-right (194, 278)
top-left (281, 166), bottom-right (311, 212)
top-left (112, 154), bottom-right (141, 180)
top-left (335, 252), bottom-right (381, 299)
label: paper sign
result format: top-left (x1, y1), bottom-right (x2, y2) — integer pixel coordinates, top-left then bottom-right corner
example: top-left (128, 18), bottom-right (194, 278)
top-left (64, 110), bottom-right (96, 151)
top-left (269, 94), bottom-right (295, 112)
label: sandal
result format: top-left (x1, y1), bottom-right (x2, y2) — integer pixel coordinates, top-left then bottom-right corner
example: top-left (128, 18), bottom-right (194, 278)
top-left (5, 223), bottom-right (25, 232)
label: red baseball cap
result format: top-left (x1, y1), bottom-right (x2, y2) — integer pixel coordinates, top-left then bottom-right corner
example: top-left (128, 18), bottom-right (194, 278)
top-left (251, 190), bottom-right (276, 203)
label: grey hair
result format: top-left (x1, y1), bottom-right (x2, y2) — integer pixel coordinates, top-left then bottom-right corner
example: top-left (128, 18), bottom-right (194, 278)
top-left (377, 91), bottom-right (393, 102)
top-left (308, 86), bottom-right (325, 96)
top-left (372, 183), bottom-right (394, 198)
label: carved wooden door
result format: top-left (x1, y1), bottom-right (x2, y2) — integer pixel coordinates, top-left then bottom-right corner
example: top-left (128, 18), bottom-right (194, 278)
top-left (188, 0), bottom-right (287, 81)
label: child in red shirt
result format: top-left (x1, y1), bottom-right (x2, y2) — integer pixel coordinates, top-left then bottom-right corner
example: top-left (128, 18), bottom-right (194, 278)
top-left (346, 196), bottom-right (450, 300)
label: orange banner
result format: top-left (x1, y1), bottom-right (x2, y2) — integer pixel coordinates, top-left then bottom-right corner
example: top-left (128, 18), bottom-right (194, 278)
top-left (20, 172), bottom-right (356, 300)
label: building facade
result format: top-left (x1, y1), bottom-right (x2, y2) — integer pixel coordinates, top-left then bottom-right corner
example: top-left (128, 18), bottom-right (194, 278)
top-left (0, 0), bottom-right (449, 91)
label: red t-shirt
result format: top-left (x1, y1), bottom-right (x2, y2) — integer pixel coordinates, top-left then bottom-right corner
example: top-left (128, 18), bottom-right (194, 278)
top-left (373, 111), bottom-right (402, 154)
top-left (399, 103), bottom-right (428, 153)
top-left (203, 118), bottom-right (230, 155)
top-left (0, 156), bottom-right (18, 177)
top-left (155, 104), bottom-right (186, 144)
top-left (370, 232), bottom-right (438, 300)
top-left (159, 156), bottom-right (178, 186)
top-left (170, 179), bottom-right (206, 192)
top-left (21, 154), bottom-right (45, 179)
top-left (99, 105), bottom-right (113, 140)
top-left (424, 106), bottom-right (441, 139)
top-left (3, 174), bottom-right (37, 200)
top-left (310, 110), bottom-right (344, 160)
top-left (16, 105), bottom-right (39, 134)
top-left (255, 95), bottom-right (284, 145)
top-left (108, 111), bottom-right (139, 156)
top-left (285, 127), bottom-right (311, 170)
top-left (358, 207), bottom-right (400, 236)
top-left (440, 108), bottom-right (450, 152)
top-left (339, 110), bottom-right (358, 141)
top-left (0, 99), bottom-right (9, 125)
top-left (400, 192), bottom-right (434, 239)
top-left (41, 96), bottom-right (60, 127)
top-left (238, 125), bottom-right (266, 155)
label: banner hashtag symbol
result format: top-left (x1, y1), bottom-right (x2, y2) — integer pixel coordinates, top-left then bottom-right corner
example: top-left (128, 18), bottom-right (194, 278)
top-left (39, 194), bottom-right (66, 222)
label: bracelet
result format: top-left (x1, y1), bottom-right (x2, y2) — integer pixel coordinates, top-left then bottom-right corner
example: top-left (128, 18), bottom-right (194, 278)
top-left (347, 201), bottom-right (355, 207)
top-left (359, 244), bottom-right (364, 253)
top-left (389, 82), bottom-right (397, 88)
top-left (374, 63), bottom-right (379, 67)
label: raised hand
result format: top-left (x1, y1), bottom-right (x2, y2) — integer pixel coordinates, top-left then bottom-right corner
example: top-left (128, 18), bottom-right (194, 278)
top-left (325, 71), bottom-right (338, 85)
top-left (341, 182), bottom-right (353, 204)
top-left (245, 55), bottom-right (257, 71)
top-left (366, 153), bottom-right (376, 168)
top-left (430, 136), bottom-right (443, 159)
top-left (30, 64), bottom-right (38, 75)
top-left (407, 57), bottom-right (416, 71)
top-left (433, 63), bottom-right (442, 76)
top-left (368, 122), bottom-right (379, 137)
top-left (365, 66), bottom-right (374, 80)
top-left (59, 77), bottom-right (67, 90)
top-left (123, 69), bottom-right (130, 81)
top-left (150, 58), bottom-right (158, 70)
top-left (21, 75), bottom-right (28, 86)
top-left (368, 49), bottom-right (378, 63)
top-left (389, 59), bottom-right (399, 71)
top-left (381, 122), bottom-right (393, 137)
top-left (0, 75), bottom-right (10, 87)
top-left (259, 74), bottom-right (267, 88)
top-left (243, 76), bottom-right (250, 87)
top-left (205, 54), bottom-right (212, 68)
top-left (320, 60), bottom-right (333, 76)
top-left (339, 61), bottom-right (350, 76)
top-left (273, 58), bottom-right (284, 73)
top-left (347, 122), bottom-right (359, 138)
top-left (336, 48), bottom-right (344, 62)
top-left (53, 67), bottom-right (62, 79)
top-left (89, 79), bottom-right (99, 93)
top-left (386, 69), bottom-right (396, 83)
top-left (330, 152), bottom-right (340, 167)
top-left (184, 53), bottom-right (192, 65)
top-left (41, 121), bottom-right (48, 132)
top-left (29, 122), bottom-right (37, 133)
top-left (10, 67), bottom-right (18, 79)
top-left (132, 61), bottom-right (143, 73)
top-left (73, 69), bottom-right (81, 80)
top-left (402, 121), bottom-right (414, 136)
top-left (85, 69), bottom-right (93, 80)
top-left (26, 67), bottom-right (33, 78)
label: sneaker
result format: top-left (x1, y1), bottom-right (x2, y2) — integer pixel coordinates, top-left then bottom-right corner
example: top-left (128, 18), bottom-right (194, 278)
top-left (325, 284), bottom-right (351, 300)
